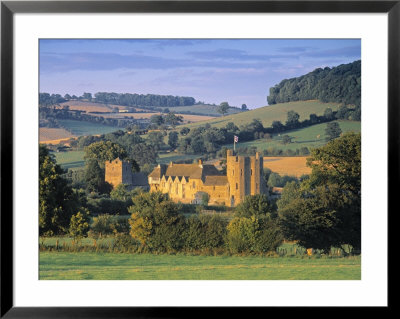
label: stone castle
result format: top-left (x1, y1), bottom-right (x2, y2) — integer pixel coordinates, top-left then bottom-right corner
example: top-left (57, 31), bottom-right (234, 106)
top-left (148, 150), bottom-right (266, 206)
top-left (105, 158), bottom-right (149, 191)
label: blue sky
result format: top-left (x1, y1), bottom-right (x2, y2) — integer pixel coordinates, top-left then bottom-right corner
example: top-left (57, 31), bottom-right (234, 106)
top-left (40, 39), bottom-right (361, 109)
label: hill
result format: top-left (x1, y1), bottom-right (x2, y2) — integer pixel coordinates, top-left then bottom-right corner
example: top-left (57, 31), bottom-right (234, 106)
top-left (267, 60), bottom-right (361, 106)
top-left (181, 100), bottom-right (341, 130)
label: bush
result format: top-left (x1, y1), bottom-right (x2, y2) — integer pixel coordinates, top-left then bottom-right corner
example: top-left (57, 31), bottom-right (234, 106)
top-left (226, 216), bottom-right (283, 254)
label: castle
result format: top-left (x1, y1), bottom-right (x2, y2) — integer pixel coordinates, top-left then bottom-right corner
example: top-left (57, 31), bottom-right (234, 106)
top-left (105, 158), bottom-right (149, 191)
top-left (148, 150), bottom-right (266, 206)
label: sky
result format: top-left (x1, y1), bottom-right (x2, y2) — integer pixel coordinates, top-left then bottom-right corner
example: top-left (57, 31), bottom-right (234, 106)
top-left (39, 39), bottom-right (361, 109)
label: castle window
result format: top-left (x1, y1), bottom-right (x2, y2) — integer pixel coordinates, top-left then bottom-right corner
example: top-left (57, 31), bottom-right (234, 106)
top-left (213, 186), bottom-right (215, 190)
top-left (241, 169), bottom-right (242, 176)
top-left (235, 156), bottom-right (238, 162)
top-left (193, 181), bottom-right (196, 188)
top-left (251, 169), bottom-right (253, 176)
top-left (236, 183), bottom-right (238, 190)
top-left (176, 185), bottom-right (178, 194)
top-left (232, 170), bottom-right (234, 176)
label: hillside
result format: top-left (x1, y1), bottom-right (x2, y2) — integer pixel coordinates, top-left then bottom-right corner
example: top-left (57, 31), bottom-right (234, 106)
top-left (267, 60), bottom-right (361, 106)
top-left (181, 100), bottom-right (341, 130)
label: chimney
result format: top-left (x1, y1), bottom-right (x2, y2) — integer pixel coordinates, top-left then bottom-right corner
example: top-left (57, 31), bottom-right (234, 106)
top-left (198, 159), bottom-right (203, 165)
top-left (169, 162), bottom-right (173, 166)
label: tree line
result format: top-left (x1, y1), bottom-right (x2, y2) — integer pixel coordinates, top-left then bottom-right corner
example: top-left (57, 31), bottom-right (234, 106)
top-left (267, 60), bottom-right (361, 107)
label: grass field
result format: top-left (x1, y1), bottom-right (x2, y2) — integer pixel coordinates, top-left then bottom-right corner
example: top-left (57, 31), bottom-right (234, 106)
top-left (226, 120), bottom-right (361, 153)
top-left (58, 120), bottom-right (120, 136)
top-left (181, 100), bottom-right (342, 130)
top-left (54, 150), bottom-right (85, 169)
top-left (39, 251), bottom-right (360, 280)
top-left (168, 104), bottom-right (243, 116)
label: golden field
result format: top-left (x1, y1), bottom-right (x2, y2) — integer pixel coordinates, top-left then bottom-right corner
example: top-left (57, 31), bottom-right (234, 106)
top-left (39, 128), bottom-right (75, 144)
top-left (263, 156), bottom-right (311, 177)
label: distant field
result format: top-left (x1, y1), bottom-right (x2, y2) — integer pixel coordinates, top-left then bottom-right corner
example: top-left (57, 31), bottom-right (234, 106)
top-left (39, 251), bottom-right (361, 280)
top-left (226, 120), bottom-right (361, 153)
top-left (94, 112), bottom-right (214, 123)
top-left (58, 120), bottom-right (120, 136)
top-left (54, 150), bottom-right (85, 169)
top-left (170, 104), bottom-right (243, 116)
top-left (263, 157), bottom-right (311, 177)
top-left (182, 100), bottom-right (342, 130)
top-left (39, 127), bottom-right (75, 143)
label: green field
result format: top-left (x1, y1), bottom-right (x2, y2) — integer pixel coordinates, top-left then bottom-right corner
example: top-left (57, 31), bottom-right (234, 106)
top-left (169, 104), bottom-right (243, 116)
top-left (58, 120), bottom-right (120, 136)
top-left (182, 100), bottom-right (341, 130)
top-left (228, 120), bottom-right (361, 152)
top-left (39, 252), bottom-right (360, 280)
top-left (54, 150), bottom-right (85, 169)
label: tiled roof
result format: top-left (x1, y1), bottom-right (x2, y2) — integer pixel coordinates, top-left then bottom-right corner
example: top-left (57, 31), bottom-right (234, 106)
top-left (203, 175), bottom-right (228, 186)
top-left (148, 163), bottom-right (221, 181)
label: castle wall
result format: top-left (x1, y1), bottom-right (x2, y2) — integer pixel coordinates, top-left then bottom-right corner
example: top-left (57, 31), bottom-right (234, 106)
top-left (105, 159), bottom-right (124, 187)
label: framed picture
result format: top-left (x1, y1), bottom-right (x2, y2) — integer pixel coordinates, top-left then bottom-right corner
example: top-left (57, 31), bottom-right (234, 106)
top-left (1, 0), bottom-right (396, 316)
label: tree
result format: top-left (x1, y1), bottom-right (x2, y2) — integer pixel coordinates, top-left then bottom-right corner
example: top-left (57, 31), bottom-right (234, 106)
top-left (281, 135), bottom-right (292, 145)
top-left (278, 133), bottom-right (361, 252)
top-left (180, 127), bottom-right (190, 136)
top-left (130, 143), bottom-right (158, 166)
top-left (147, 131), bottom-right (165, 151)
top-left (69, 209), bottom-right (90, 241)
top-left (165, 112), bottom-right (183, 128)
top-left (84, 141), bottom-right (127, 166)
top-left (128, 192), bottom-right (185, 251)
top-left (82, 92), bottom-right (92, 101)
top-left (150, 114), bottom-right (164, 126)
top-left (285, 110), bottom-right (300, 128)
top-left (325, 122), bottom-right (342, 142)
top-left (234, 194), bottom-right (274, 219)
top-left (217, 102), bottom-right (230, 116)
top-left (271, 120), bottom-right (284, 133)
top-left (323, 107), bottom-right (334, 121)
top-left (85, 159), bottom-right (112, 194)
top-left (241, 104), bottom-right (248, 110)
top-left (39, 144), bottom-right (80, 236)
top-left (168, 131), bottom-right (179, 149)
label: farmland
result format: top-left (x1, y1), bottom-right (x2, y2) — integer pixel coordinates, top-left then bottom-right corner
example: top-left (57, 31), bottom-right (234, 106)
top-left (182, 100), bottom-right (342, 129)
top-left (39, 251), bottom-right (361, 280)
top-left (263, 157), bottom-right (311, 177)
top-left (39, 127), bottom-right (75, 143)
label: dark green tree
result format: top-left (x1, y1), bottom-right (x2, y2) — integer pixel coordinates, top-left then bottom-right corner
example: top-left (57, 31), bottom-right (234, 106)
top-left (325, 122), bottom-right (342, 141)
top-left (168, 131), bottom-right (179, 149)
top-left (217, 102), bottom-right (230, 116)
top-left (39, 144), bottom-right (81, 236)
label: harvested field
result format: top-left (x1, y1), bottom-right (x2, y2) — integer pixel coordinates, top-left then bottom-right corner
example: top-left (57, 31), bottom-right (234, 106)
top-left (263, 156), bottom-right (311, 177)
top-left (39, 127), bottom-right (75, 143)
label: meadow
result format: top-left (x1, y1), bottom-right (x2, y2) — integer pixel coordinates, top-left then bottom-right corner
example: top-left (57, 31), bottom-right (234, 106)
top-left (168, 104), bottom-right (242, 116)
top-left (39, 251), bottom-right (361, 280)
top-left (54, 150), bottom-right (86, 169)
top-left (182, 100), bottom-right (342, 130)
top-left (57, 119), bottom-right (120, 136)
top-left (226, 120), bottom-right (361, 153)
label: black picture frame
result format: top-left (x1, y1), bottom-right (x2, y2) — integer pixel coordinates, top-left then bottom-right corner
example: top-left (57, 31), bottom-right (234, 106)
top-left (1, 0), bottom-right (396, 317)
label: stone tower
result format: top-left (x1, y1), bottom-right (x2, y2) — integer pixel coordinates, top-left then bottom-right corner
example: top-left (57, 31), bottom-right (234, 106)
top-left (105, 158), bottom-right (133, 188)
top-left (226, 149), bottom-right (263, 206)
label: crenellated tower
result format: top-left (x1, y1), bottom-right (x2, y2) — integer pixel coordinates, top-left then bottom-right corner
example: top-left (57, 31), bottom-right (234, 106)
top-left (226, 149), bottom-right (264, 206)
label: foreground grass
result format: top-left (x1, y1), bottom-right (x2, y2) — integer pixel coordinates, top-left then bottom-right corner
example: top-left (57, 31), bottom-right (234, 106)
top-left (39, 252), bottom-right (360, 280)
